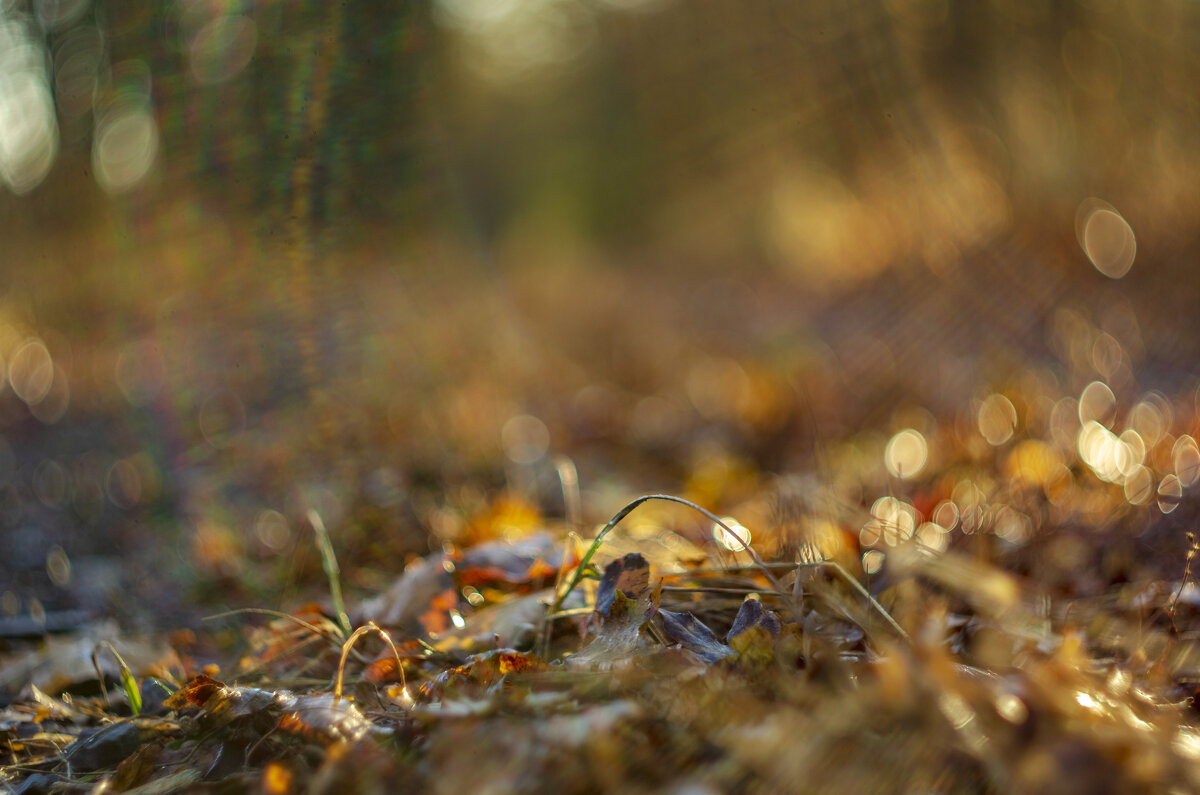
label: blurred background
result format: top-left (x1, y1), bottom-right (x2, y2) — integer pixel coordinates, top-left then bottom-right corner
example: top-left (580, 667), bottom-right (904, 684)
top-left (2, 0), bottom-right (1199, 631)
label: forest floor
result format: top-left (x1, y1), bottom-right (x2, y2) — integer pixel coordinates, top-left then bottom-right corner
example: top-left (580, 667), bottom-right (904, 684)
top-left (3, 227), bottom-right (1200, 793)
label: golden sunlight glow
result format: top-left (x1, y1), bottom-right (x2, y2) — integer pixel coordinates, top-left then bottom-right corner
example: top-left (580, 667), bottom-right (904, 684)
top-left (994, 693), bottom-right (1028, 724)
top-left (1173, 728), bottom-right (1200, 761)
top-left (1122, 466), bottom-right (1153, 505)
top-left (932, 499), bottom-right (959, 532)
top-left (951, 480), bottom-right (987, 534)
top-left (1128, 394), bottom-right (1171, 449)
top-left (1173, 435), bottom-right (1200, 487)
top-left (862, 549), bottom-right (885, 575)
top-left (1076, 199), bottom-right (1136, 279)
top-left (1078, 420), bottom-right (1126, 484)
top-left (977, 393), bottom-right (1017, 446)
top-left (1078, 381), bottom-right (1116, 428)
top-left (993, 507), bottom-right (1031, 545)
top-left (864, 496), bottom-right (918, 547)
top-left (884, 428), bottom-right (928, 480)
top-left (713, 517), bottom-right (752, 551)
top-left (1006, 440), bottom-right (1061, 487)
top-left (1157, 474), bottom-right (1182, 514)
top-left (915, 522), bottom-right (949, 553)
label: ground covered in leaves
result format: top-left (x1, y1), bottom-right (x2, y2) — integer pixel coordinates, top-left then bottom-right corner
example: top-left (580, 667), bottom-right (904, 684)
top-left (4, 242), bottom-right (1200, 793)
top-left (6, 405), bottom-right (1200, 795)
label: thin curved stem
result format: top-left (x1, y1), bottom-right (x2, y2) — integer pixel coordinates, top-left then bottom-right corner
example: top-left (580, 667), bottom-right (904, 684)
top-left (551, 494), bottom-right (788, 616)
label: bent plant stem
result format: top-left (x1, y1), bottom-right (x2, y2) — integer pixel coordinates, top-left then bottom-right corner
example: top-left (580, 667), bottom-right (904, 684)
top-left (551, 494), bottom-right (789, 617)
top-left (335, 621), bottom-right (406, 702)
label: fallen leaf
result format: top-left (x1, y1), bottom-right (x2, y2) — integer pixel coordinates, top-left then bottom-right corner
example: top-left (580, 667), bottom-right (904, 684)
top-left (567, 590), bottom-right (657, 671)
top-left (356, 535), bottom-right (573, 637)
top-left (278, 693), bottom-right (378, 745)
top-left (110, 741), bottom-right (159, 791)
top-left (430, 588), bottom-right (557, 656)
top-left (433, 648), bottom-right (548, 693)
top-left (595, 553), bottom-right (651, 618)
top-left (658, 609), bottom-right (735, 663)
top-left (165, 674), bottom-right (294, 731)
top-left (458, 534), bottom-right (573, 587)
top-left (726, 595), bottom-right (781, 642)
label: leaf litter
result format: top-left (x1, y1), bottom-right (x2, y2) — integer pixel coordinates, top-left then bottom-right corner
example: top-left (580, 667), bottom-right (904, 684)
top-left (6, 484), bottom-right (1200, 793)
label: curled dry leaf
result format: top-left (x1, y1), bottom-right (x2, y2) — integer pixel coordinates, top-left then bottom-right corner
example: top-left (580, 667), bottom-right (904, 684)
top-left (432, 648), bottom-right (548, 694)
top-left (278, 693), bottom-right (378, 745)
top-left (567, 590), bottom-right (657, 671)
top-left (658, 609), bottom-right (736, 663)
top-left (595, 553), bottom-right (651, 618)
top-left (356, 534), bottom-right (573, 637)
top-left (727, 595), bottom-right (782, 643)
top-left (165, 674), bottom-right (294, 731)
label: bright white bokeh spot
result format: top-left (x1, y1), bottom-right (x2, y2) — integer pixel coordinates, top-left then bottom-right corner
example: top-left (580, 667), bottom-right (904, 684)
top-left (977, 393), bottom-right (1017, 446)
top-left (1078, 420), bottom-right (1129, 484)
top-left (1117, 429), bottom-right (1145, 477)
top-left (501, 413), bottom-right (550, 464)
top-left (884, 428), bottom-right (928, 480)
top-left (862, 549), bottom-right (885, 575)
top-left (712, 517), bottom-right (751, 551)
top-left (915, 522), bottom-right (949, 553)
top-left (1077, 199), bottom-right (1136, 279)
top-left (1174, 435), bottom-right (1200, 488)
top-left (0, 70), bottom-right (59, 194)
top-left (93, 106), bottom-right (159, 194)
top-left (866, 496), bottom-right (918, 547)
